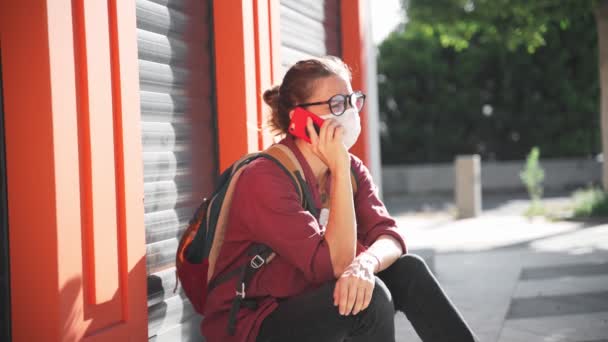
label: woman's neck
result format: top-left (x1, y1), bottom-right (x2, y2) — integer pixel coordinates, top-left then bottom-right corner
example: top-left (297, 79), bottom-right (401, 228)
top-left (294, 138), bottom-right (329, 183)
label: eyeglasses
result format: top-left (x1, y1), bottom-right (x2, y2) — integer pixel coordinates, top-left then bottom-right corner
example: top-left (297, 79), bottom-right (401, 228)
top-left (297, 91), bottom-right (366, 116)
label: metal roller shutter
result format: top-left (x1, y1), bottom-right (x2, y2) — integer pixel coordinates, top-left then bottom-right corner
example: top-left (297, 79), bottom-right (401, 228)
top-left (136, 0), bottom-right (217, 340)
top-left (280, 0), bottom-right (341, 69)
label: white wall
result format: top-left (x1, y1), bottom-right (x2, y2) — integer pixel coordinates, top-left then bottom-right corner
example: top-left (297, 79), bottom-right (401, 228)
top-left (365, 0), bottom-right (384, 199)
top-left (382, 158), bottom-right (603, 195)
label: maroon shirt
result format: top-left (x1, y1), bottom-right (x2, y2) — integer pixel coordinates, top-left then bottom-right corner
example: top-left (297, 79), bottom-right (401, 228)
top-left (201, 135), bottom-right (407, 342)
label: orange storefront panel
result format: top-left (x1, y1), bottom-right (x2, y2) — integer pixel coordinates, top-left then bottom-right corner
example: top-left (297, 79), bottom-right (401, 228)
top-left (0, 1), bottom-right (148, 340)
top-left (340, 0), bottom-right (371, 165)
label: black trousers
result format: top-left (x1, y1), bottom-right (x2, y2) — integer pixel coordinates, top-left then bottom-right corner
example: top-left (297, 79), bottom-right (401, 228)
top-left (256, 254), bottom-right (478, 342)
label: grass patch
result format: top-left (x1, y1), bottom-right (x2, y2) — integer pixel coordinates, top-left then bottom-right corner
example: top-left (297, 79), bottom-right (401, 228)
top-left (571, 187), bottom-right (608, 218)
top-left (524, 200), bottom-right (546, 218)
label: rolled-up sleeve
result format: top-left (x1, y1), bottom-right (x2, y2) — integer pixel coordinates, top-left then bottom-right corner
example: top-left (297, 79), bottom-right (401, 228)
top-left (352, 156), bottom-right (407, 254)
top-left (234, 160), bottom-right (335, 284)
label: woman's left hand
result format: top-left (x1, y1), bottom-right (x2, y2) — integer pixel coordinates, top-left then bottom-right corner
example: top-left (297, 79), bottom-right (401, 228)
top-left (333, 252), bottom-right (379, 315)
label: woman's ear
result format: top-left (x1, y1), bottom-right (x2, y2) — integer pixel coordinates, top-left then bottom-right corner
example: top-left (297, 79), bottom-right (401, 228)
top-left (288, 109), bottom-right (294, 121)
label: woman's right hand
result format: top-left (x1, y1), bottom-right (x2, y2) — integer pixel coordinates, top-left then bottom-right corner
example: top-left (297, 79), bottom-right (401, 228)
top-left (306, 117), bottom-right (350, 173)
top-left (333, 252), bottom-right (378, 316)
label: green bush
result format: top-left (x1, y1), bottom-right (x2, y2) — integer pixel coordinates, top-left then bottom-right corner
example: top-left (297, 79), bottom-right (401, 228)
top-left (520, 147), bottom-right (545, 216)
top-left (572, 187), bottom-right (608, 218)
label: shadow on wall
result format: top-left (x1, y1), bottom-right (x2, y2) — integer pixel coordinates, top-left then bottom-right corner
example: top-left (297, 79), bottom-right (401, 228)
top-left (323, 0), bottom-right (341, 56)
top-left (0, 44), bottom-right (12, 342)
top-left (57, 257), bottom-right (147, 340)
top-left (147, 271), bottom-right (204, 341)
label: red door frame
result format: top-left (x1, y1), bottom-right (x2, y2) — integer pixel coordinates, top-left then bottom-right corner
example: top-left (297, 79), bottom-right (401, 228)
top-left (341, 0), bottom-right (371, 166)
top-left (213, 0), bottom-right (371, 169)
top-left (0, 1), bottom-right (147, 340)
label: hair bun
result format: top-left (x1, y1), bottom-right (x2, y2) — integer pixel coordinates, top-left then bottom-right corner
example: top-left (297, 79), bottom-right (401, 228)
top-left (263, 85), bottom-right (280, 109)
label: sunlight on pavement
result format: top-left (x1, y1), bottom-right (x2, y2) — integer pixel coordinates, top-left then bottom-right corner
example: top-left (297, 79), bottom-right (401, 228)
top-left (530, 223), bottom-right (608, 255)
top-left (398, 215), bottom-right (586, 253)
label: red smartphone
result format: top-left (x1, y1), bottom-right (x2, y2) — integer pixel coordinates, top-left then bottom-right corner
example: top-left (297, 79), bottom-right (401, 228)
top-left (288, 107), bottom-right (325, 144)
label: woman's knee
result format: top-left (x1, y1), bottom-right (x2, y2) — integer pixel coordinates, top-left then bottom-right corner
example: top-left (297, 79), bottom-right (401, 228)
top-left (395, 253), bottom-right (430, 276)
top-left (349, 277), bottom-right (395, 340)
top-left (366, 277), bottom-right (394, 315)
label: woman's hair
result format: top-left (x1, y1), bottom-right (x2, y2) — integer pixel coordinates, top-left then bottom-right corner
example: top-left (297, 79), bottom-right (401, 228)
top-left (263, 56), bottom-right (352, 135)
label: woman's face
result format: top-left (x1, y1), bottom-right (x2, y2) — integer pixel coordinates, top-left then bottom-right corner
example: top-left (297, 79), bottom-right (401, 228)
top-left (292, 74), bottom-right (362, 150)
top-left (302, 75), bottom-right (353, 117)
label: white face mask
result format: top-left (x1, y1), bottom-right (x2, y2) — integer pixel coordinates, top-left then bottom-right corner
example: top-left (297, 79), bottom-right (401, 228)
top-left (320, 107), bottom-right (361, 150)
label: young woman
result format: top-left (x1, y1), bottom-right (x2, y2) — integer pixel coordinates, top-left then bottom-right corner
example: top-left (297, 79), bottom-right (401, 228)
top-left (201, 56), bottom-right (478, 342)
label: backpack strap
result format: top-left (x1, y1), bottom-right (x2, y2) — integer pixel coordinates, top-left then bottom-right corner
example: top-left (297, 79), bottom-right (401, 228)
top-left (225, 244), bottom-right (274, 335)
top-left (231, 152), bottom-right (261, 175)
top-left (206, 154), bottom-right (263, 282)
top-left (262, 144), bottom-right (308, 208)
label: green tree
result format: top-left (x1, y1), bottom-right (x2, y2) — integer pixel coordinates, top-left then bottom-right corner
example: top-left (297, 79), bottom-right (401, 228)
top-left (402, 0), bottom-right (608, 189)
top-left (377, 14), bottom-right (599, 164)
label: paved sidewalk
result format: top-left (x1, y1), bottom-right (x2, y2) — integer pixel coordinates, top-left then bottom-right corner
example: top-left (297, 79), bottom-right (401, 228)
top-left (386, 200), bottom-right (608, 342)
